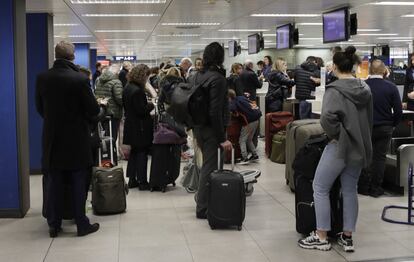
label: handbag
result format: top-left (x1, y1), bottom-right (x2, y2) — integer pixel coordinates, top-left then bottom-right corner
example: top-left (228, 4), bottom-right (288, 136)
top-left (158, 111), bottom-right (187, 138)
top-left (153, 123), bottom-right (187, 145)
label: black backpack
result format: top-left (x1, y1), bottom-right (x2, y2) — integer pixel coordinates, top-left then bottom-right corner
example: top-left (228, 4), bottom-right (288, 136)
top-left (167, 73), bottom-right (209, 127)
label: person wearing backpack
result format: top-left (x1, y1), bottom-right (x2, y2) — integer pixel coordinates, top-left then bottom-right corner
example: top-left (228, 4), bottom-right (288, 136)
top-left (192, 42), bottom-right (233, 219)
top-left (228, 90), bottom-right (262, 164)
top-left (298, 46), bottom-right (373, 252)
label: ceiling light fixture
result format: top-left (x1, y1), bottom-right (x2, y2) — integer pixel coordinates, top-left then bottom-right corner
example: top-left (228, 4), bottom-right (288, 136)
top-left (161, 22), bottom-right (221, 26)
top-left (201, 37), bottom-right (240, 40)
top-left (251, 14), bottom-right (320, 17)
top-left (54, 35), bottom-right (92, 38)
top-left (71, 0), bottom-right (166, 3)
top-left (54, 23), bottom-right (79, 26)
top-left (83, 13), bottom-right (159, 17)
top-left (401, 14), bottom-right (414, 17)
top-left (296, 22), bottom-right (323, 26)
top-left (369, 1), bottom-right (414, 5)
top-left (218, 29), bottom-right (269, 32)
top-left (95, 29), bottom-right (147, 32)
top-left (294, 44), bottom-right (315, 47)
top-left (377, 36), bottom-right (413, 39)
top-left (393, 39), bottom-right (414, 42)
top-left (300, 37), bottom-right (323, 40)
top-left (156, 34), bottom-right (200, 37)
top-left (358, 33), bottom-right (398, 36)
top-left (357, 29), bottom-right (382, 32)
top-left (104, 38), bottom-right (144, 41)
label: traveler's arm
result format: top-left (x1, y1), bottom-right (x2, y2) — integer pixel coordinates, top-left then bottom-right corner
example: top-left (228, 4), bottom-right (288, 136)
top-left (392, 88), bottom-right (403, 126)
top-left (80, 77), bottom-right (100, 118)
top-left (209, 77), bottom-right (227, 144)
top-left (278, 73), bottom-right (295, 87)
top-left (320, 90), bottom-right (341, 140)
top-left (252, 74), bottom-right (263, 89)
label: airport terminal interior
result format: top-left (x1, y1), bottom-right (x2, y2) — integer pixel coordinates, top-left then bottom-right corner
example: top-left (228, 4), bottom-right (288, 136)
top-left (4, 0), bottom-right (414, 261)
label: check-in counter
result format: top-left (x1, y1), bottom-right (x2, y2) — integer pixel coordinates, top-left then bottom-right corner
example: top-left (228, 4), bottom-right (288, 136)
top-left (257, 82), bottom-right (268, 137)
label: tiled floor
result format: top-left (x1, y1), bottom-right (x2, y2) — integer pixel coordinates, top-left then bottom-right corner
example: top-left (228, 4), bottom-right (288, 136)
top-left (2, 144), bottom-right (414, 262)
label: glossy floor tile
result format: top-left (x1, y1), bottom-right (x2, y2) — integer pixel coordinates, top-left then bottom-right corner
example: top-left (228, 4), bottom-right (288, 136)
top-left (2, 141), bottom-right (414, 261)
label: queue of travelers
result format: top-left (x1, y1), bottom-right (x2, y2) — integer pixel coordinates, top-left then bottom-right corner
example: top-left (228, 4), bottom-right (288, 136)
top-left (36, 40), bottom-right (407, 255)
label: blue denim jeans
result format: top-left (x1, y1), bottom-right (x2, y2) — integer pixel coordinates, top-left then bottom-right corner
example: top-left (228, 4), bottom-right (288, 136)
top-left (313, 142), bottom-right (362, 232)
top-left (299, 100), bottom-right (312, 119)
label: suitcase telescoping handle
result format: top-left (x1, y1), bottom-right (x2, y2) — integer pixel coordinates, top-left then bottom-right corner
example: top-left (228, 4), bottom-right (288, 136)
top-left (217, 147), bottom-right (235, 171)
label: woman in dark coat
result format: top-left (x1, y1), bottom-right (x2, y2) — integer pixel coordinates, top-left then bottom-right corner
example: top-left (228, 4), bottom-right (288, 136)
top-left (123, 64), bottom-right (155, 190)
top-left (266, 57), bottom-right (295, 113)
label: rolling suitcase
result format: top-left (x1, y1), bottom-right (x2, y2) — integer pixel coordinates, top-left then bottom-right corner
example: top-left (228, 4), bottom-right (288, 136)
top-left (149, 144), bottom-right (181, 192)
top-left (208, 149), bottom-right (246, 230)
top-left (224, 116), bottom-right (242, 163)
top-left (285, 119), bottom-right (324, 191)
top-left (92, 167), bottom-right (128, 215)
top-left (293, 135), bottom-right (343, 237)
top-left (265, 112), bottom-right (293, 157)
top-left (270, 131), bottom-right (287, 164)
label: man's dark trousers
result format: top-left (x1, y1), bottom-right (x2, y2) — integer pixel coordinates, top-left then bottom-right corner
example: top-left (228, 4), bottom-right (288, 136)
top-left (369, 125), bottom-right (394, 188)
top-left (46, 169), bottom-right (90, 231)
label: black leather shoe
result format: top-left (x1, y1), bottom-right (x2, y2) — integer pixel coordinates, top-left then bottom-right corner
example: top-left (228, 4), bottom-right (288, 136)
top-left (128, 178), bottom-right (139, 189)
top-left (196, 210), bottom-right (207, 219)
top-left (49, 227), bottom-right (62, 238)
top-left (138, 182), bottom-right (150, 191)
top-left (369, 186), bottom-right (385, 198)
top-left (77, 223), bottom-right (100, 237)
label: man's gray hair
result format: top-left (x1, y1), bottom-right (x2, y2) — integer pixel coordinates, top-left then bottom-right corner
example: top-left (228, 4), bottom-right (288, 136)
top-left (180, 57), bottom-right (193, 65)
top-left (55, 41), bottom-right (75, 61)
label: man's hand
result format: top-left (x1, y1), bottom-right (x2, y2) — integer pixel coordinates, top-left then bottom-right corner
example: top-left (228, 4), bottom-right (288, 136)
top-left (220, 140), bottom-right (233, 152)
top-left (403, 102), bottom-right (408, 110)
top-left (310, 77), bottom-right (321, 84)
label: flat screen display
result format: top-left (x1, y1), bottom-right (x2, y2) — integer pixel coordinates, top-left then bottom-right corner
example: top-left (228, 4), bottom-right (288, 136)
top-left (248, 34), bottom-right (259, 54)
top-left (228, 40), bottom-right (237, 57)
top-left (276, 24), bottom-right (292, 49)
top-left (323, 7), bottom-right (349, 43)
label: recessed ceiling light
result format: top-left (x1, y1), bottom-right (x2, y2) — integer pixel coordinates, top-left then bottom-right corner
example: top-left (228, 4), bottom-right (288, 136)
top-left (369, 1), bottom-right (414, 5)
top-left (162, 22), bottom-right (221, 26)
top-left (156, 34), bottom-right (200, 37)
top-left (358, 33), bottom-right (398, 36)
top-left (294, 44), bottom-right (315, 47)
top-left (300, 37), bottom-right (323, 40)
top-left (201, 37), bottom-right (240, 40)
top-left (71, 0), bottom-right (166, 3)
top-left (104, 38), bottom-right (144, 41)
top-left (54, 23), bottom-right (79, 26)
top-left (401, 14), bottom-right (414, 17)
top-left (54, 35), bottom-right (92, 38)
top-left (296, 22), bottom-right (323, 26)
top-left (393, 39), bottom-right (414, 42)
top-left (83, 13), bottom-right (159, 17)
top-left (357, 29), bottom-right (382, 32)
top-left (350, 44), bottom-right (376, 47)
top-left (338, 42), bottom-right (367, 45)
top-left (218, 29), bottom-right (270, 32)
top-left (251, 14), bottom-right (320, 17)
top-left (377, 36), bottom-right (413, 39)
top-left (95, 29), bottom-right (147, 32)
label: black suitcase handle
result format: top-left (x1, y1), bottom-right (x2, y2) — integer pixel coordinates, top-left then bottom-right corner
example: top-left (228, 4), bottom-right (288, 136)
top-left (217, 148), bottom-right (235, 171)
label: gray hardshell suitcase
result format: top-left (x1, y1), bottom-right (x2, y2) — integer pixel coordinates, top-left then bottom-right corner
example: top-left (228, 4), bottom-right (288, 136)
top-left (285, 119), bottom-right (324, 191)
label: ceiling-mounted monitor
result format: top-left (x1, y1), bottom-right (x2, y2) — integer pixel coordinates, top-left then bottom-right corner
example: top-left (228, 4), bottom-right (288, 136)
top-left (248, 34), bottom-right (260, 54)
top-left (228, 40), bottom-right (241, 57)
top-left (276, 23), bottom-right (294, 49)
top-left (323, 7), bottom-right (350, 43)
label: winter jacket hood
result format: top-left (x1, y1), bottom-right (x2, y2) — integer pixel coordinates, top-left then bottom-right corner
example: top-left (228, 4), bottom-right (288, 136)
top-left (300, 61), bottom-right (319, 73)
top-left (98, 70), bottom-right (118, 84)
top-left (328, 78), bottom-right (372, 107)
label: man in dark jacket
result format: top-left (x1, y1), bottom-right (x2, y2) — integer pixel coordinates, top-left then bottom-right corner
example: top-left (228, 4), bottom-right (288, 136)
top-left (239, 60), bottom-right (263, 101)
top-left (36, 41), bottom-right (100, 238)
top-left (361, 60), bottom-right (403, 197)
top-left (295, 56), bottom-right (320, 119)
top-left (118, 61), bottom-right (132, 88)
top-left (92, 62), bottom-right (102, 90)
top-left (192, 42), bottom-right (232, 219)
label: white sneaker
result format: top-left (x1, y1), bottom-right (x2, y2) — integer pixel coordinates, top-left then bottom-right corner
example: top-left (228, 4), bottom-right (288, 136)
top-left (298, 231), bottom-right (332, 251)
top-left (337, 233), bottom-right (355, 252)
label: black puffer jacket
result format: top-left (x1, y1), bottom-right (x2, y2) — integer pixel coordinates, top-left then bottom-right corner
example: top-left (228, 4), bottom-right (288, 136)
top-left (294, 62), bottom-right (320, 100)
top-left (266, 71), bottom-right (295, 101)
top-left (193, 67), bottom-right (229, 144)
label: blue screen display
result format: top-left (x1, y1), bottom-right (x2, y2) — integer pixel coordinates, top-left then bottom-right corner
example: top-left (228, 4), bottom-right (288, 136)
top-left (323, 9), bottom-right (347, 43)
top-left (276, 24), bottom-right (290, 49)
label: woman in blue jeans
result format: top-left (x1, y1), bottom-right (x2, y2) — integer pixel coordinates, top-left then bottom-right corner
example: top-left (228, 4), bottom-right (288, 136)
top-left (298, 46), bottom-right (373, 252)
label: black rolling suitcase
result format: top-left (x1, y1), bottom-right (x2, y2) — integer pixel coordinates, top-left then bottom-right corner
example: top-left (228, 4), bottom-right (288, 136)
top-left (208, 149), bottom-right (246, 231)
top-left (149, 144), bottom-right (181, 192)
top-left (293, 136), bottom-right (343, 237)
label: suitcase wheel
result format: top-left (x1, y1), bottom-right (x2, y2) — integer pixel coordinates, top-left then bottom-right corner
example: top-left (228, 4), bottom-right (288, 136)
top-left (150, 187), bottom-right (155, 192)
top-left (237, 226), bottom-right (242, 231)
top-left (172, 182), bottom-right (176, 187)
top-left (245, 184), bottom-right (254, 197)
top-left (210, 225), bottom-right (216, 230)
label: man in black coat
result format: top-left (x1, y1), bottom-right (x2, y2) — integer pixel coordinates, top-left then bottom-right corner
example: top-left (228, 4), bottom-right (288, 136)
top-left (294, 56), bottom-right (320, 119)
top-left (119, 61), bottom-right (132, 88)
top-left (36, 41), bottom-right (100, 238)
top-left (92, 62), bottom-right (102, 90)
top-left (239, 60), bottom-right (263, 101)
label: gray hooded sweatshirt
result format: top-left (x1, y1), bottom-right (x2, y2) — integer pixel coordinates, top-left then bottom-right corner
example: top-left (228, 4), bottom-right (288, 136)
top-left (321, 78), bottom-right (373, 168)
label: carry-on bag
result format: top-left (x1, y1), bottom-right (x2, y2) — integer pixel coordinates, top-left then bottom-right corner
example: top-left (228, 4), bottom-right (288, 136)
top-left (92, 167), bottom-right (128, 215)
top-left (208, 149), bottom-right (246, 230)
top-left (149, 144), bottom-right (181, 192)
top-left (181, 159), bottom-right (200, 193)
top-left (293, 135), bottom-right (343, 237)
top-left (285, 119), bottom-right (324, 191)
top-left (224, 115), bottom-right (242, 163)
top-left (265, 112), bottom-right (293, 157)
top-left (270, 131), bottom-right (287, 164)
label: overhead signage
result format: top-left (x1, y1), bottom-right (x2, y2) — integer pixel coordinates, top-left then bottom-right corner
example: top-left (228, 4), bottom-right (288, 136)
top-left (113, 56), bottom-right (137, 61)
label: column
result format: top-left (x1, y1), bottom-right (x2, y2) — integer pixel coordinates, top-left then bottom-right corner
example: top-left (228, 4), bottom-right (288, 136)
top-left (74, 43), bottom-right (90, 69)
top-left (90, 48), bottom-right (97, 74)
top-left (26, 13), bottom-right (54, 174)
top-left (0, 0), bottom-right (30, 218)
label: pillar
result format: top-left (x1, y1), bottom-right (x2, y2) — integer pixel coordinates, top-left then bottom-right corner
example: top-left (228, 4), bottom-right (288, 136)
top-left (74, 43), bottom-right (91, 69)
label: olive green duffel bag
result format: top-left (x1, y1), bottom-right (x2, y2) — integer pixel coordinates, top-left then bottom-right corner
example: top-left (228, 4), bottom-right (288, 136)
top-left (270, 131), bottom-right (287, 164)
